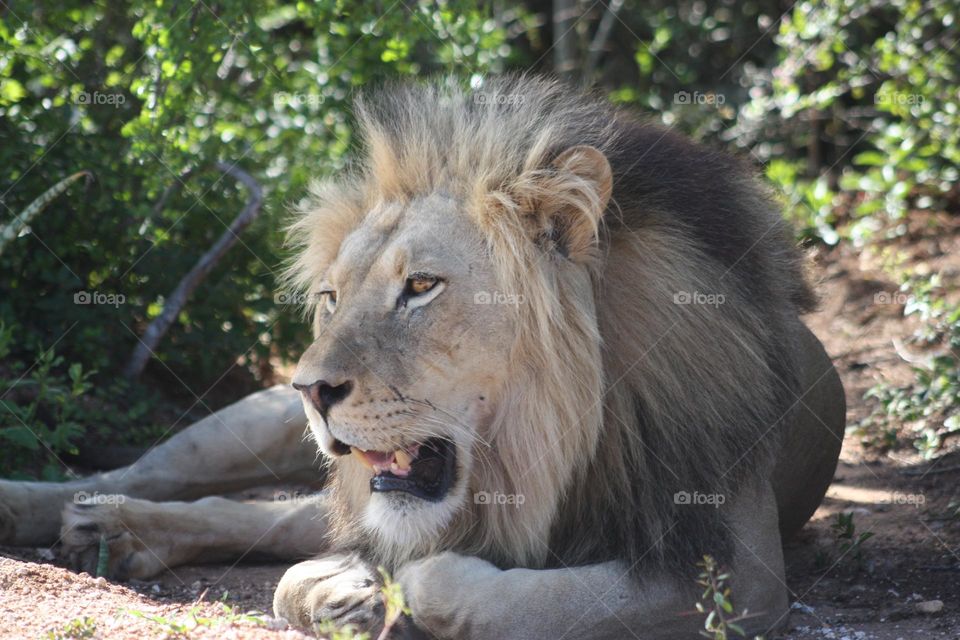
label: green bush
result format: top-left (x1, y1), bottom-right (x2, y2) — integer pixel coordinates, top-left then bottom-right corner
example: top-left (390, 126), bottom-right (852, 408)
top-left (0, 321), bottom-right (93, 478)
top-left (731, 0), bottom-right (960, 455)
top-left (3, 0), bottom-right (958, 475)
top-left (0, 1), bottom-right (520, 476)
top-left (737, 0), bottom-right (960, 243)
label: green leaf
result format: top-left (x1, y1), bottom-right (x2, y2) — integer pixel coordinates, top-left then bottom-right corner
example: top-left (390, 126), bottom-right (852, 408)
top-left (0, 426), bottom-right (41, 451)
top-left (853, 151), bottom-right (887, 167)
top-left (0, 78), bottom-right (26, 104)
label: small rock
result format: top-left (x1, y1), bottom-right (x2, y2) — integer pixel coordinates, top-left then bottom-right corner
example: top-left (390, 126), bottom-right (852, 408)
top-left (915, 599), bottom-right (943, 614)
top-left (791, 602), bottom-right (816, 614)
top-left (265, 616), bottom-right (289, 630)
top-left (93, 576), bottom-right (108, 588)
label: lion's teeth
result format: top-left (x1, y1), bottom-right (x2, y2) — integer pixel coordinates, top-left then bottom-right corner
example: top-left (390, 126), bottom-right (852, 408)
top-left (390, 462), bottom-right (411, 477)
top-left (394, 449), bottom-right (413, 469)
top-left (351, 447), bottom-right (375, 470)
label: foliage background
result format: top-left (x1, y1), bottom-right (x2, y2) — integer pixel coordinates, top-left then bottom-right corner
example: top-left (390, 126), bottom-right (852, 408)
top-left (1, 0), bottom-right (957, 478)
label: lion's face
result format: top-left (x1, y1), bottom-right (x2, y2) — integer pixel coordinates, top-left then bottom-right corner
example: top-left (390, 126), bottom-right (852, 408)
top-left (292, 193), bottom-right (515, 546)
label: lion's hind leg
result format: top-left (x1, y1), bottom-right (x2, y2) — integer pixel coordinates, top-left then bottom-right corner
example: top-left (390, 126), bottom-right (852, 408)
top-left (0, 384), bottom-right (314, 547)
top-left (773, 322), bottom-right (846, 539)
top-left (60, 493), bottom-right (329, 580)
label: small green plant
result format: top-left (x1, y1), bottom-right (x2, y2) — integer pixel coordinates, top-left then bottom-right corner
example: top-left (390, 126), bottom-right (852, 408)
top-left (830, 512), bottom-right (874, 566)
top-left (43, 617), bottom-right (97, 640)
top-left (127, 609), bottom-right (193, 637)
top-left (315, 622), bottom-right (370, 640)
top-left (812, 548), bottom-right (831, 571)
top-left (694, 555), bottom-right (761, 640)
top-left (859, 272), bottom-right (960, 459)
top-left (127, 597), bottom-right (266, 638)
top-left (0, 338), bottom-right (96, 479)
top-left (378, 567), bottom-right (412, 640)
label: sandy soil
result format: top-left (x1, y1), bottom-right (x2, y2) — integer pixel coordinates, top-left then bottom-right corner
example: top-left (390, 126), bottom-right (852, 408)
top-left (2, 215), bottom-right (959, 639)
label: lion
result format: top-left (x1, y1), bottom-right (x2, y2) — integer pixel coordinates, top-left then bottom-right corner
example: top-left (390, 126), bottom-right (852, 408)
top-left (0, 76), bottom-right (844, 639)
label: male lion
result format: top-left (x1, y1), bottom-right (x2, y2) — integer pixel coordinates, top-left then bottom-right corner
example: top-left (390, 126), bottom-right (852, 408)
top-left (0, 77), bottom-right (844, 639)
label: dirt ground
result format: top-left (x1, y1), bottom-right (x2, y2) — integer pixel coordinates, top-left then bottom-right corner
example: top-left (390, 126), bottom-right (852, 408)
top-left (2, 217), bottom-right (959, 639)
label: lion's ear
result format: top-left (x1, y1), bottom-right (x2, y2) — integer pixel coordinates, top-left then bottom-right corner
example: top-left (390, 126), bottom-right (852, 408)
top-left (541, 145), bottom-right (612, 262)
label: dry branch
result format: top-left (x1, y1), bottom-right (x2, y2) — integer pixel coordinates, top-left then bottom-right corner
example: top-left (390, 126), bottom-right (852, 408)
top-left (123, 162), bottom-right (263, 380)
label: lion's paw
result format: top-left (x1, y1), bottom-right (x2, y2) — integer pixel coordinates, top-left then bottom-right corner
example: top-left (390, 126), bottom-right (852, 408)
top-left (59, 499), bottom-right (167, 580)
top-left (274, 554), bottom-right (384, 633)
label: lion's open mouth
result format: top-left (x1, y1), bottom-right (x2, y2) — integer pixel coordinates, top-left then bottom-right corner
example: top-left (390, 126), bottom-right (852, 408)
top-left (351, 438), bottom-right (456, 502)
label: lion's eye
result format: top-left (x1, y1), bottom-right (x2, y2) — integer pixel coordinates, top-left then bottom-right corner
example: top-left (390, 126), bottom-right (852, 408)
top-left (398, 273), bottom-right (444, 310)
top-left (406, 275), bottom-right (438, 296)
top-left (320, 290), bottom-right (337, 313)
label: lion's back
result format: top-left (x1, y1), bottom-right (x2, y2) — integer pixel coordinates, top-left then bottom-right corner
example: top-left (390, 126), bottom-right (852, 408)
top-left (603, 118), bottom-right (815, 314)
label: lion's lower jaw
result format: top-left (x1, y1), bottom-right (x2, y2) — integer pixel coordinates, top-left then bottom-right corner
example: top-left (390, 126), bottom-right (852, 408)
top-left (360, 487), bottom-right (465, 563)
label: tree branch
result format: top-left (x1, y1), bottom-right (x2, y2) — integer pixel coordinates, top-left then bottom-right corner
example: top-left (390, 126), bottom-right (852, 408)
top-left (582, 0), bottom-right (624, 84)
top-left (0, 171), bottom-right (92, 257)
top-left (552, 0), bottom-right (579, 82)
top-left (123, 162), bottom-right (263, 380)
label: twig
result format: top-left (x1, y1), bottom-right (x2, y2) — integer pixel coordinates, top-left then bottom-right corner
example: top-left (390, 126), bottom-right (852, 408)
top-left (123, 162), bottom-right (263, 380)
top-left (892, 337), bottom-right (948, 371)
top-left (552, 0), bottom-right (579, 82)
top-left (582, 0), bottom-right (624, 84)
top-left (0, 171), bottom-right (92, 256)
top-left (149, 167), bottom-right (199, 221)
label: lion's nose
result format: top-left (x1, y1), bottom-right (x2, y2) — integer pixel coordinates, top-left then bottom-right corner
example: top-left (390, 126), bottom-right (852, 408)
top-left (292, 379), bottom-right (354, 416)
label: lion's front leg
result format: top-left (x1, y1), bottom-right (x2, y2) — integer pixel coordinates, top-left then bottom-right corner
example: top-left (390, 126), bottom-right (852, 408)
top-left (398, 480), bottom-right (789, 640)
top-left (398, 553), bottom-right (697, 639)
